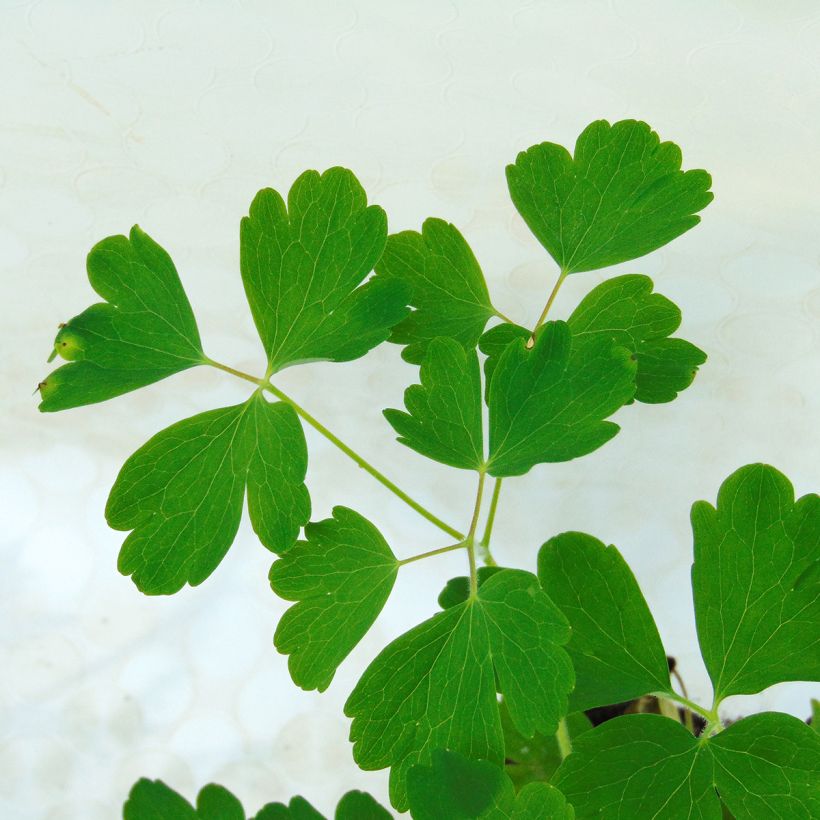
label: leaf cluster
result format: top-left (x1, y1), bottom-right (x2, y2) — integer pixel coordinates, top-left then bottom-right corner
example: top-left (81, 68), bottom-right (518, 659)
top-left (39, 120), bottom-right (819, 819)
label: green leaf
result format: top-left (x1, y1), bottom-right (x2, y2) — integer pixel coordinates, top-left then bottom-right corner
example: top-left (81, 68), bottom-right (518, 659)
top-left (107, 394), bottom-right (310, 595)
top-left (124, 779), bottom-right (197, 820)
top-left (812, 699), bottom-right (820, 733)
top-left (374, 218), bottom-right (496, 364)
top-left (537, 531), bottom-right (671, 711)
top-left (691, 463), bottom-right (820, 701)
top-left (240, 167), bottom-right (409, 373)
top-left (384, 337), bottom-right (484, 470)
top-left (567, 274), bottom-right (706, 404)
top-left (506, 119), bottom-right (713, 274)
top-left (197, 784), bottom-right (245, 820)
top-left (39, 226), bottom-right (205, 412)
top-left (123, 779), bottom-right (392, 820)
top-left (335, 791), bottom-right (393, 819)
top-left (269, 507), bottom-right (398, 692)
top-left (406, 749), bottom-right (574, 819)
top-left (502, 705), bottom-right (592, 791)
top-left (437, 566), bottom-right (504, 609)
top-left (345, 569), bottom-right (572, 810)
top-left (478, 323), bottom-right (530, 401)
top-left (710, 713), bottom-right (820, 819)
top-left (254, 798), bottom-right (325, 820)
top-left (555, 712), bottom-right (820, 819)
top-left (553, 714), bottom-right (719, 818)
top-left (487, 322), bottom-right (636, 477)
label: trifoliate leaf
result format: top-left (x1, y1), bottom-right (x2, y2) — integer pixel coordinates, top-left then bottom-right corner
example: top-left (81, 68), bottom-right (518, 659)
top-left (269, 507), bottom-right (398, 692)
top-left (554, 712), bottom-right (820, 819)
top-left (406, 749), bottom-right (574, 819)
top-left (486, 322), bottom-right (636, 477)
top-left (506, 119), bottom-right (713, 274)
top-left (537, 531), bottom-right (671, 711)
top-left (501, 704), bottom-right (592, 791)
top-left (107, 393), bottom-right (309, 595)
top-left (240, 168), bottom-right (409, 373)
top-left (691, 463), bottom-right (820, 702)
top-left (710, 713), bottom-right (820, 819)
top-left (553, 715), bottom-right (718, 818)
top-left (568, 274), bottom-right (706, 403)
top-left (374, 218), bottom-right (496, 364)
top-left (345, 569), bottom-right (572, 810)
top-left (39, 226), bottom-right (205, 412)
top-left (384, 337), bottom-right (484, 470)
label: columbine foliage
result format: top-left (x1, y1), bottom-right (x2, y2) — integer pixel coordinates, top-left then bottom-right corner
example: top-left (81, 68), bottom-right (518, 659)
top-left (41, 120), bottom-right (819, 819)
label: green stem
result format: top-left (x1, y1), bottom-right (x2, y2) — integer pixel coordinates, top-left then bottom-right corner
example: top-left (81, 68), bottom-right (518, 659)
top-left (399, 541), bottom-right (465, 566)
top-left (529, 268), bottom-right (568, 345)
top-left (205, 357), bottom-right (465, 541)
top-left (477, 477), bottom-right (503, 566)
top-left (493, 307), bottom-right (516, 325)
top-left (466, 471), bottom-right (487, 598)
top-left (556, 718), bottom-right (572, 759)
top-left (650, 691), bottom-right (715, 724)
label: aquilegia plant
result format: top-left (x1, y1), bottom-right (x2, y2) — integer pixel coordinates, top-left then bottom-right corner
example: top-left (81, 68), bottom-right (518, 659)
top-left (40, 119), bottom-right (819, 819)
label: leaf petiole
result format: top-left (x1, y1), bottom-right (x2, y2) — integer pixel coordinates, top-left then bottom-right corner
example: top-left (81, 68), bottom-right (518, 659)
top-left (205, 357), bottom-right (465, 541)
top-left (528, 268), bottom-right (568, 346)
top-left (477, 476), bottom-right (502, 566)
top-left (398, 541), bottom-right (466, 567)
top-left (466, 470), bottom-right (487, 598)
top-left (650, 690), bottom-right (717, 726)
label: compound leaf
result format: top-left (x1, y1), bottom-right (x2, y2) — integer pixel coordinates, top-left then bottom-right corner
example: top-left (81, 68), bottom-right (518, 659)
top-left (487, 321), bottom-right (636, 477)
top-left (107, 394), bottom-right (309, 595)
top-left (406, 749), bottom-right (574, 819)
top-left (241, 168), bottom-right (409, 373)
top-left (506, 119), bottom-right (713, 274)
top-left (269, 507), bottom-right (398, 692)
top-left (345, 569), bottom-right (572, 810)
top-left (375, 218), bottom-right (495, 364)
top-left (39, 226), bottom-right (205, 412)
top-left (553, 714), bottom-right (719, 818)
top-left (384, 337), bottom-right (484, 470)
top-left (568, 274), bottom-right (706, 404)
top-left (538, 531), bottom-right (671, 711)
top-left (710, 713), bottom-right (820, 819)
top-left (691, 464), bottom-right (820, 701)
top-left (554, 712), bottom-right (820, 820)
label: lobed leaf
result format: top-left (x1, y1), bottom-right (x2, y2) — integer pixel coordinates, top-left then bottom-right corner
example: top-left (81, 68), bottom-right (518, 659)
top-left (107, 393), bottom-right (309, 594)
top-left (554, 712), bottom-right (820, 819)
top-left (269, 507), bottom-right (398, 692)
top-left (506, 119), bottom-right (713, 274)
top-left (123, 779), bottom-right (390, 820)
top-left (691, 463), bottom-right (820, 701)
top-left (39, 226), bottom-right (205, 411)
top-left (345, 569), bottom-right (572, 810)
top-left (537, 531), bottom-right (671, 711)
top-left (240, 167), bottom-right (409, 373)
top-left (384, 337), bottom-right (484, 470)
top-left (486, 321), bottom-right (636, 477)
top-left (374, 218), bottom-right (496, 363)
top-left (567, 274), bottom-right (706, 404)
top-left (406, 749), bottom-right (574, 819)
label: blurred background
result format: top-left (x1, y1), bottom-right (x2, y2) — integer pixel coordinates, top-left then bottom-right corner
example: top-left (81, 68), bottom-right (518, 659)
top-left (2, 1), bottom-right (819, 816)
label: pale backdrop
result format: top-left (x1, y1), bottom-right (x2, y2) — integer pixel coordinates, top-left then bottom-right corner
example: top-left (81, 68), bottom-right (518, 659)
top-left (2, 1), bottom-right (819, 817)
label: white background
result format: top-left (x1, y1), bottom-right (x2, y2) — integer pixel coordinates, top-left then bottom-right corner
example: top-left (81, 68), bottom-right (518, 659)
top-left (2, 1), bottom-right (819, 817)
